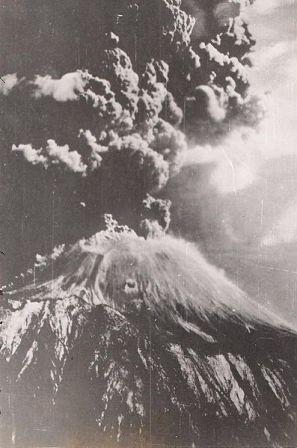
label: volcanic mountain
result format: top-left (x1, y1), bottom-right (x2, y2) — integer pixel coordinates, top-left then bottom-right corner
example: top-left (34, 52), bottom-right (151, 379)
top-left (1, 222), bottom-right (297, 447)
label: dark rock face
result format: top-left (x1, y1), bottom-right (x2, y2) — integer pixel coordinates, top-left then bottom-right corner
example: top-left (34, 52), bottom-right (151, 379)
top-left (1, 296), bottom-right (297, 447)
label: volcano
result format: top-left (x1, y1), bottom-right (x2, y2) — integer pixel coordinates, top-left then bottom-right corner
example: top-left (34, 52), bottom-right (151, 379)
top-left (1, 223), bottom-right (297, 447)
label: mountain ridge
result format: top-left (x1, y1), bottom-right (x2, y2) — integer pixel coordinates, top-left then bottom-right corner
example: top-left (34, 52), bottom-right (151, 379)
top-left (1, 229), bottom-right (297, 447)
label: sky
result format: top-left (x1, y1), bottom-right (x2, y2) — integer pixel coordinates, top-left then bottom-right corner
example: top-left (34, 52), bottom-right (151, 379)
top-left (233, 1), bottom-right (297, 248)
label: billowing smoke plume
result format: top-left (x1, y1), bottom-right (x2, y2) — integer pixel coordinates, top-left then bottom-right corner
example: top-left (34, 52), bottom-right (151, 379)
top-left (140, 195), bottom-right (172, 238)
top-left (1, 0), bottom-right (258, 244)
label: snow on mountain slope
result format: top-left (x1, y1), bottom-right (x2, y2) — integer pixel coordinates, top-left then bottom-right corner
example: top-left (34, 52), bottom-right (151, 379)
top-left (1, 224), bottom-right (297, 447)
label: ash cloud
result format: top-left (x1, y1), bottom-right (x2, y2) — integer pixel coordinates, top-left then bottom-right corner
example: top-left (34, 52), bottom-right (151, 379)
top-left (140, 195), bottom-right (172, 238)
top-left (1, 0), bottom-right (260, 246)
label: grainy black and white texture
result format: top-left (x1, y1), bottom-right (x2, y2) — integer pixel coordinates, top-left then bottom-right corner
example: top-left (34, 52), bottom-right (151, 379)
top-left (1, 1), bottom-right (297, 447)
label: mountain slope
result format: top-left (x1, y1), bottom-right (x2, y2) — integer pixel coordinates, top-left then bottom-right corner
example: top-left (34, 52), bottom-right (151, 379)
top-left (1, 227), bottom-right (297, 447)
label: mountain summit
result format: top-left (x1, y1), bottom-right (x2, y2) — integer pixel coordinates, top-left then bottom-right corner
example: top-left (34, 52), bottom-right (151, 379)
top-left (1, 223), bottom-right (297, 447)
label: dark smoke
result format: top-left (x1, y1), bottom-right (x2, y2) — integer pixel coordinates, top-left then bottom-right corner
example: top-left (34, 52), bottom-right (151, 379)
top-left (0, 0), bottom-right (259, 273)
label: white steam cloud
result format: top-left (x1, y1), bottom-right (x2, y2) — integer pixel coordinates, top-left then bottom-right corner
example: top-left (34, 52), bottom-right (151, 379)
top-left (32, 71), bottom-right (87, 102)
top-left (0, 73), bottom-right (21, 95)
top-left (12, 139), bottom-right (87, 174)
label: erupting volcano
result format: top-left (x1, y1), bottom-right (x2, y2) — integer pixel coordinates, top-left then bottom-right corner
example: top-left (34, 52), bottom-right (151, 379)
top-left (1, 219), bottom-right (297, 447)
top-left (1, 0), bottom-right (297, 447)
